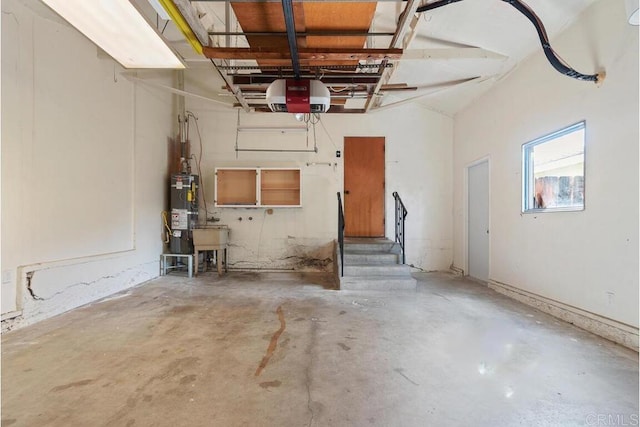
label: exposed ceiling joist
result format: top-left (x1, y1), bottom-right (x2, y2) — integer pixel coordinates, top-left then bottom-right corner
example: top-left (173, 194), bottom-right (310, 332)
top-left (247, 104), bottom-right (367, 114)
top-left (231, 75), bottom-right (382, 85)
top-left (210, 59), bottom-right (251, 111)
top-left (373, 76), bottom-right (490, 112)
top-left (174, 0), bottom-right (599, 114)
top-left (202, 47), bottom-right (403, 61)
top-left (194, 0), bottom-right (399, 2)
top-left (207, 31), bottom-right (395, 37)
top-left (365, 0), bottom-right (421, 112)
top-left (401, 48), bottom-right (507, 60)
top-left (171, 0), bottom-right (210, 47)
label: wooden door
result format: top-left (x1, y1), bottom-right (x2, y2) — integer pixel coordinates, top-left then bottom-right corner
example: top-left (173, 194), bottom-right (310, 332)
top-left (344, 137), bottom-right (385, 237)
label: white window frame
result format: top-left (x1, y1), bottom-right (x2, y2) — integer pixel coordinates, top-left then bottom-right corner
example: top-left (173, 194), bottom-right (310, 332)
top-left (522, 121), bottom-right (586, 213)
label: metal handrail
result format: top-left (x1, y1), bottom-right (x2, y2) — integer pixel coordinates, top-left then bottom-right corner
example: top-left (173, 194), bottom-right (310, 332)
top-left (337, 192), bottom-right (345, 277)
top-left (392, 192), bottom-right (408, 264)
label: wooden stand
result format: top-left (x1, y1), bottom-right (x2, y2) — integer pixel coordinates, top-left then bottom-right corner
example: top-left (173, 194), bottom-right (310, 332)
top-left (194, 244), bottom-right (227, 276)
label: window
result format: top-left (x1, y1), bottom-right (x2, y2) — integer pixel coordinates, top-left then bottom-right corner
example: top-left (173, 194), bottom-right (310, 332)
top-left (522, 122), bottom-right (585, 212)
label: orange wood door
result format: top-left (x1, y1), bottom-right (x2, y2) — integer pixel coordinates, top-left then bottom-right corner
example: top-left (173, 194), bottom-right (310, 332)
top-left (344, 137), bottom-right (385, 237)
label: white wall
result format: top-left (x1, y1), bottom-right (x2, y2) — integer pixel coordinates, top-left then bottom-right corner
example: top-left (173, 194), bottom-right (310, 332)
top-left (183, 76), bottom-right (454, 272)
top-left (1, 0), bottom-right (174, 326)
top-left (453, 0), bottom-right (639, 328)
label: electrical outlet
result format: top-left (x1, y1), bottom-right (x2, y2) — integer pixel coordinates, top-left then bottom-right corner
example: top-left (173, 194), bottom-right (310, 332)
top-left (336, 150), bottom-right (341, 158)
top-left (2, 270), bottom-right (12, 284)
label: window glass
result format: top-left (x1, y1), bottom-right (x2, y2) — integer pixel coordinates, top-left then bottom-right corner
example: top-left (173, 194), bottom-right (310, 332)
top-left (523, 122), bottom-right (585, 212)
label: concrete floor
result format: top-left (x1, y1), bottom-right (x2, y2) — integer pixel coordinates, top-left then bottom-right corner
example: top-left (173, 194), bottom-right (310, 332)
top-left (1, 272), bottom-right (638, 426)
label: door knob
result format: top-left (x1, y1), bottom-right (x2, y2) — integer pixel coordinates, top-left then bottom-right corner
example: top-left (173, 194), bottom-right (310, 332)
top-left (345, 190), bottom-right (350, 195)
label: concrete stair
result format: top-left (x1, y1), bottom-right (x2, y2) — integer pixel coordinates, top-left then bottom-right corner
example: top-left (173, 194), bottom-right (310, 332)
top-left (337, 238), bottom-right (417, 291)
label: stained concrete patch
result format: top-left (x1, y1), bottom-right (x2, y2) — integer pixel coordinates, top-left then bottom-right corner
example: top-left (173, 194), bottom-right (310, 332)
top-left (255, 306), bottom-right (286, 377)
top-left (168, 305), bottom-right (198, 315)
top-left (1, 272), bottom-right (637, 426)
top-left (180, 375), bottom-right (197, 385)
top-left (259, 380), bottom-right (282, 389)
top-left (50, 379), bottom-right (93, 392)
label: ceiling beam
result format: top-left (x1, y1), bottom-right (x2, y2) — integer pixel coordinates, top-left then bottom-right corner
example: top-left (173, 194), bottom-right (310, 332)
top-left (247, 105), bottom-right (367, 114)
top-left (365, 0), bottom-right (421, 112)
top-left (401, 48), bottom-right (508, 60)
top-left (172, 0), bottom-right (210, 47)
top-left (202, 47), bottom-right (403, 61)
top-left (210, 59), bottom-right (251, 111)
top-left (207, 31), bottom-right (394, 37)
top-left (231, 75), bottom-right (381, 85)
top-left (373, 76), bottom-right (489, 112)
top-left (195, 0), bottom-right (401, 2)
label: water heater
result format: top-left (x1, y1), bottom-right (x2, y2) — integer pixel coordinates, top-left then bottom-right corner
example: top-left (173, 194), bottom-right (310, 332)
top-left (169, 174), bottom-right (199, 254)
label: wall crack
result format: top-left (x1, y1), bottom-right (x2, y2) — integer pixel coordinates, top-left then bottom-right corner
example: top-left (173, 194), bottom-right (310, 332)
top-left (25, 262), bottom-right (155, 301)
top-left (25, 272), bottom-right (43, 300)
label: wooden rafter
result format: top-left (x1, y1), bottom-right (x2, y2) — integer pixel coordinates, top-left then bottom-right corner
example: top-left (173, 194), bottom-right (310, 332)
top-left (365, 0), bottom-right (422, 112)
top-left (202, 47), bottom-right (402, 61)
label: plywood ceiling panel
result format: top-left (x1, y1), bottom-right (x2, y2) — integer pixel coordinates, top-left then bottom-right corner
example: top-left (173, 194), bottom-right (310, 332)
top-left (230, 1), bottom-right (377, 68)
top-left (304, 2), bottom-right (377, 67)
top-left (303, 2), bottom-right (376, 48)
top-left (231, 2), bottom-right (307, 67)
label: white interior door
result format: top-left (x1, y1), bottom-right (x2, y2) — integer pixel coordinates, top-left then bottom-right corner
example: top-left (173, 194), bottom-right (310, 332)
top-left (468, 160), bottom-right (490, 282)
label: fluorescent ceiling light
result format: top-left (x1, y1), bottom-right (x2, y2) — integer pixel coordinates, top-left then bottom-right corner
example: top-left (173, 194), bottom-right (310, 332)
top-left (41, 0), bottom-right (184, 69)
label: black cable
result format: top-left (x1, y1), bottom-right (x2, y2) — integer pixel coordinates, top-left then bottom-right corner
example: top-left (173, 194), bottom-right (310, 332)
top-left (502, 0), bottom-right (599, 82)
top-left (416, 0), bottom-right (464, 13)
top-left (416, 0), bottom-right (601, 83)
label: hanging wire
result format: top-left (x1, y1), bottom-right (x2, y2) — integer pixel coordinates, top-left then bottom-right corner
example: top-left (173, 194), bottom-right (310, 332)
top-left (186, 111), bottom-right (209, 223)
top-left (161, 211), bottom-right (172, 243)
top-left (312, 120), bottom-right (318, 153)
top-left (235, 109), bottom-right (240, 159)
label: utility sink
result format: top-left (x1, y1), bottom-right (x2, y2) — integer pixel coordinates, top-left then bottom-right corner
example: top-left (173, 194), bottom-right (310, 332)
top-left (193, 226), bottom-right (229, 247)
top-left (193, 226), bottom-right (230, 276)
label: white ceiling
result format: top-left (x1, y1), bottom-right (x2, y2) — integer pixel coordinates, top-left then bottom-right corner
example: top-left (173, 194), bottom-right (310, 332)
top-left (378, 0), bottom-right (597, 114)
top-left (171, 0), bottom-right (594, 115)
top-left (151, 0), bottom-right (599, 116)
top-left (24, 0), bottom-right (600, 115)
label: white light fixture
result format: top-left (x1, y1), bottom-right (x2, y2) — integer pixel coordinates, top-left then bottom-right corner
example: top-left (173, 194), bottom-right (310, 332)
top-left (625, 0), bottom-right (639, 25)
top-left (41, 0), bottom-right (184, 69)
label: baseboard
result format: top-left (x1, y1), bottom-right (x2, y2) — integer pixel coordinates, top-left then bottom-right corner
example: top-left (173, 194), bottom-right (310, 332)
top-left (489, 280), bottom-right (639, 352)
top-left (1, 310), bottom-right (22, 322)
